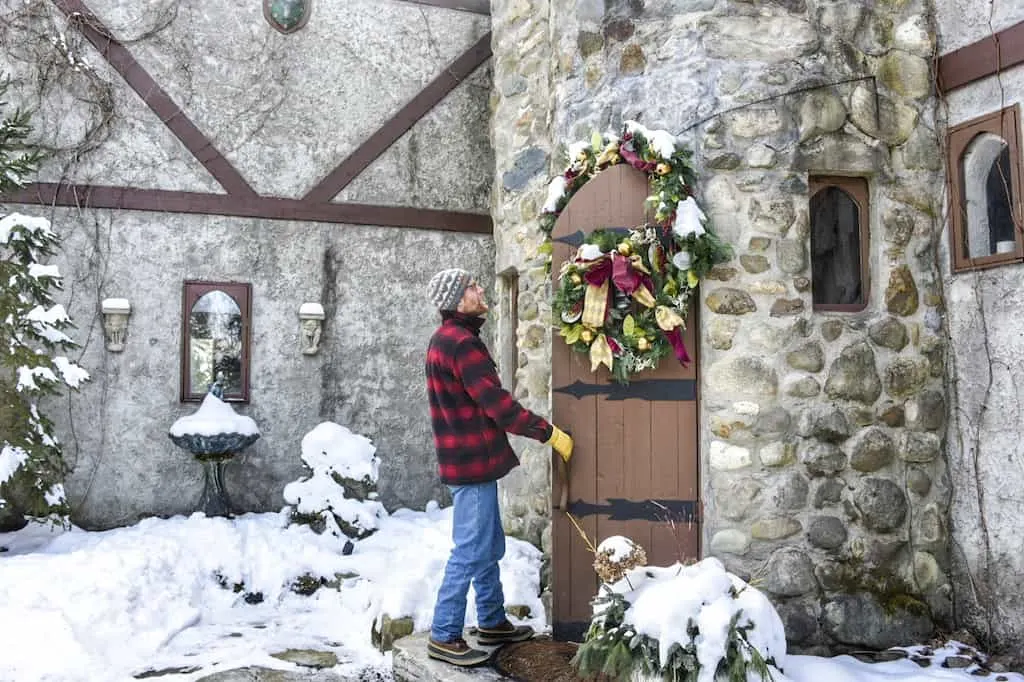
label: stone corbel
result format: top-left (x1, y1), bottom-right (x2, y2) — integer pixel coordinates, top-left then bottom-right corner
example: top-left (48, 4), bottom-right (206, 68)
top-left (299, 303), bottom-right (325, 355)
top-left (101, 298), bottom-right (131, 352)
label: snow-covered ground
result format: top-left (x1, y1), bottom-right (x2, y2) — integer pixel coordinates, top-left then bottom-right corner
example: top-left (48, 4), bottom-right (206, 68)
top-left (1, 508), bottom-right (1021, 682)
top-left (0, 506), bottom-right (543, 681)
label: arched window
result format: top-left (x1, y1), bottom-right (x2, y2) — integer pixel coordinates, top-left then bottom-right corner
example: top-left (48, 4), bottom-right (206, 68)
top-left (948, 106), bottom-right (1023, 272)
top-left (181, 281), bottom-right (252, 402)
top-left (809, 176), bottom-right (869, 311)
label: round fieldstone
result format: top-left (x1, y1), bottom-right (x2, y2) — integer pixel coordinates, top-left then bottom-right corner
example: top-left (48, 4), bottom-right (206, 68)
top-left (885, 265), bottom-right (920, 316)
top-left (762, 547), bottom-right (818, 596)
top-left (710, 440), bottom-right (752, 470)
top-left (502, 147), bottom-right (548, 191)
top-left (914, 504), bottom-right (946, 549)
top-left (709, 317), bottom-right (740, 350)
top-left (907, 468), bottom-right (932, 495)
top-left (812, 408), bottom-right (852, 443)
top-left (801, 442), bottom-right (847, 476)
top-left (777, 239), bottom-right (806, 274)
top-left (769, 471), bottom-right (809, 510)
top-left (603, 17), bottom-right (635, 41)
top-left (877, 403), bottom-right (905, 427)
top-left (798, 91), bottom-right (847, 141)
top-left (751, 516), bottom-right (802, 540)
top-left (753, 406), bottom-right (792, 438)
top-left (821, 320), bottom-right (844, 342)
top-left (905, 390), bottom-right (945, 431)
top-left (787, 341), bottom-right (824, 372)
top-left (854, 477), bottom-right (907, 532)
top-left (775, 600), bottom-right (819, 644)
top-left (885, 358), bottom-right (929, 398)
top-left (760, 441), bottom-right (796, 466)
top-left (716, 478), bottom-right (762, 521)
top-left (813, 478), bottom-right (845, 508)
top-left (707, 152), bottom-right (742, 170)
top-left (794, 276), bottom-right (811, 292)
top-left (706, 356), bottom-right (778, 398)
top-left (849, 427), bottom-right (895, 472)
top-left (900, 431), bottom-right (940, 463)
top-left (868, 317), bottom-right (908, 351)
top-left (807, 515), bottom-right (848, 549)
top-left (740, 254), bottom-right (771, 273)
top-left (771, 298), bottom-right (805, 316)
top-left (825, 342), bottom-right (882, 404)
top-left (823, 593), bottom-right (933, 649)
top-left (619, 44), bottom-right (646, 73)
top-left (710, 528), bottom-right (750, 555)
top-left (749, 237), bottom-right (771, 251)
top-left (706, 288), bottom-right (757, 315)
top-left (577, 31), bottom-right (604, 56)
top-left (913, 551), bottom-right (942, 590)
top-left (883, 208), bottom-right (916, 246)
top-left (786, 375), bottom-right (821, 397)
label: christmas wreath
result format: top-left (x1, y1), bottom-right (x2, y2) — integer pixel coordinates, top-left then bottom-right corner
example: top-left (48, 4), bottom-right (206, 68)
top-left (544, 122), bottom-right (732, 383)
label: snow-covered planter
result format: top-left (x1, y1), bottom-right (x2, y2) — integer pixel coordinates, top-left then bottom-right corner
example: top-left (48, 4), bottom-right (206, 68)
top-left (573, 554), bottom-right (786, 682)
top-left (284, 422), bottom-right (386, 541)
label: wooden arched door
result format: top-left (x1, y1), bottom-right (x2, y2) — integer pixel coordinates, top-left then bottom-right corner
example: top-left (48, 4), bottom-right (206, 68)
top-left (550, 164), bottom-right (700, 641)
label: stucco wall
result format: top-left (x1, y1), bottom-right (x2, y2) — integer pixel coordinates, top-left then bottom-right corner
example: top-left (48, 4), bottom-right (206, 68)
top-left (935, 0), bottom-right (1024, 658)
top-left (1, 0), bottom-right (495, 527)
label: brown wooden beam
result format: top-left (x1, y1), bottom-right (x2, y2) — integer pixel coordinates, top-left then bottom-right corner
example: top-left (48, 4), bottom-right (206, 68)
top-left (6, 183), bottom-right (493, 234)
top-left (395, 0), bottom-right (490, 14)
top-left (938, 20), bottom-right (1024, 94)
top-left (52, 0), bottom-right (257, 198)
top-left (303, 31), bottom-right (493, 203)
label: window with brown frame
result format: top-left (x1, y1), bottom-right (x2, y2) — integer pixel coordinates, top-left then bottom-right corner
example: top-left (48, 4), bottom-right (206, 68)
top-left (947, 105), bottom-right (1024, 272)
top-left (181, 281), bottom-right (252, 402)
top-left (809, 176), bottom-right (870, 311)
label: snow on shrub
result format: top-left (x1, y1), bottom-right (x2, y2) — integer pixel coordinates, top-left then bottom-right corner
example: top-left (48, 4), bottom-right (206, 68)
top-left (574, 550), bottom-right (786, 682)
top-left (283, 422), bottom-right (386, 540)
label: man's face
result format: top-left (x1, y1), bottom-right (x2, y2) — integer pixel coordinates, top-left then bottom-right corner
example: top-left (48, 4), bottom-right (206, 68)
top-left (457, 280), bottom-right (488, 316)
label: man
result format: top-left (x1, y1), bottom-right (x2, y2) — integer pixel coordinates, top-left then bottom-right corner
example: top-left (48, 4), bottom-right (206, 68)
top-left (424, 268), bottom-right (574, 667)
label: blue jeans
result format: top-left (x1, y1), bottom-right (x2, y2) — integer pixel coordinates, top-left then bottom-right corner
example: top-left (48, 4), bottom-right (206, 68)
top-left (431, 480), bottom-right (507, 642)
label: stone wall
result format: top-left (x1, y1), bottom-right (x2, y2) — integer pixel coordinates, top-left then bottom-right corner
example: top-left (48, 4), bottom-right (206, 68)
top-left (1, 0), bottom-right (494, 527)
top-left (492, 0), bottom-right (952, 652)
top-left (935, 0), bottom-right (1024, 660)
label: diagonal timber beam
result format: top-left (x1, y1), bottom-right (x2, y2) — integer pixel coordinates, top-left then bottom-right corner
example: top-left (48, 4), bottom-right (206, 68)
top-left (52, 0), bottom-right (258, 198)
top-left (303, 31), bottom-right (493, 203)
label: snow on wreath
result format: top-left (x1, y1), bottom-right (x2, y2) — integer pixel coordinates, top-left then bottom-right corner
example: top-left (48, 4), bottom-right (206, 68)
top-left (544, 122), bottom-right (731, 383)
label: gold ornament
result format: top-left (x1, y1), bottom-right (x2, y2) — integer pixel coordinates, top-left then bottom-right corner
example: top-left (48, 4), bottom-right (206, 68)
top-left (637, 337), bottom-right (650, 351)
top-left (656, 162), bottom-right (672, 176)
top-left (581, 329), bottom-right (594, 344)
top-left (570, 273), bottom-right (583, 285)
top-left (617, 241), bottom-right (632, 256)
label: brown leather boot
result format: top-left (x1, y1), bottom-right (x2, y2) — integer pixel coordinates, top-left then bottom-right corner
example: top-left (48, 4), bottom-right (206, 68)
top-left (427, 637), bottom-right (491, 666)
top-left (475, 619), bottom-right (534, 645)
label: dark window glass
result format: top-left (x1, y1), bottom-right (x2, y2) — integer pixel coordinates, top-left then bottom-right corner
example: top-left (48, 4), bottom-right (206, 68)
top-left (986, 146), bottom-right (1016, 250)
top-left (811, 187), bottom-right (863, 306)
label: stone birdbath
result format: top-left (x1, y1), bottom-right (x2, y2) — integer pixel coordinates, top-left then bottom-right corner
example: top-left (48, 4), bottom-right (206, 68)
top-left (168, 391), bottom-right (260, 517)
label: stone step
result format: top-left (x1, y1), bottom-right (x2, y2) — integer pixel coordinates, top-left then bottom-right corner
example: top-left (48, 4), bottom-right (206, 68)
top-left (392, 633), bottom-right (508, 682)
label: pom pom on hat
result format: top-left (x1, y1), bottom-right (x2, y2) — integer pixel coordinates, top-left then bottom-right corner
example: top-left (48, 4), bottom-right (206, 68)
top-left (428, 268), bottom-right (474, 311)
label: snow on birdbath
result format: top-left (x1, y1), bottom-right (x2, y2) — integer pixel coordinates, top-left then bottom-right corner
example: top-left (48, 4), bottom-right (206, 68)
top-left (168, 393), bottom-right (260, 517)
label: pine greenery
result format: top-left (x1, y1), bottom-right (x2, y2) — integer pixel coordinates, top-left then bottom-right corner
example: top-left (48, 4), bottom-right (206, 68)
top-left (0, 75), bottom-right (87, 522)
top-left (572, 587), bottom-right (778, 682)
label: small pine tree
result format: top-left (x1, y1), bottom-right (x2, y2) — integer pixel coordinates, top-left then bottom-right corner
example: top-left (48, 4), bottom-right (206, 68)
top-left (0, 75), bottom-right (88, 523)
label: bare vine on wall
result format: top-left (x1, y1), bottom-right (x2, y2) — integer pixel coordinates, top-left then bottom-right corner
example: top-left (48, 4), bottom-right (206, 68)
top-left (933, 0), bottom-right (1024, 652)
top-left (0, 0), bottom-right (292, 511)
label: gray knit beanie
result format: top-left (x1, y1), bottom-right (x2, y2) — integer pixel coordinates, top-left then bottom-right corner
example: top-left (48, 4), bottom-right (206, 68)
top-left (427, 268), bottom-right (474, 311)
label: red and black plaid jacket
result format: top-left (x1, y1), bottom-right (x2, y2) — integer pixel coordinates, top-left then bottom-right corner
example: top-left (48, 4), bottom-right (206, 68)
top-left (426, 312), bottom-right (553, 485)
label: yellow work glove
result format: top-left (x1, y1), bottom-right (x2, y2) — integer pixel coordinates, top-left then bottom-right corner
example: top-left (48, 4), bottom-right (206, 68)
top-left (547, 425), bottom-right (574, 463)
